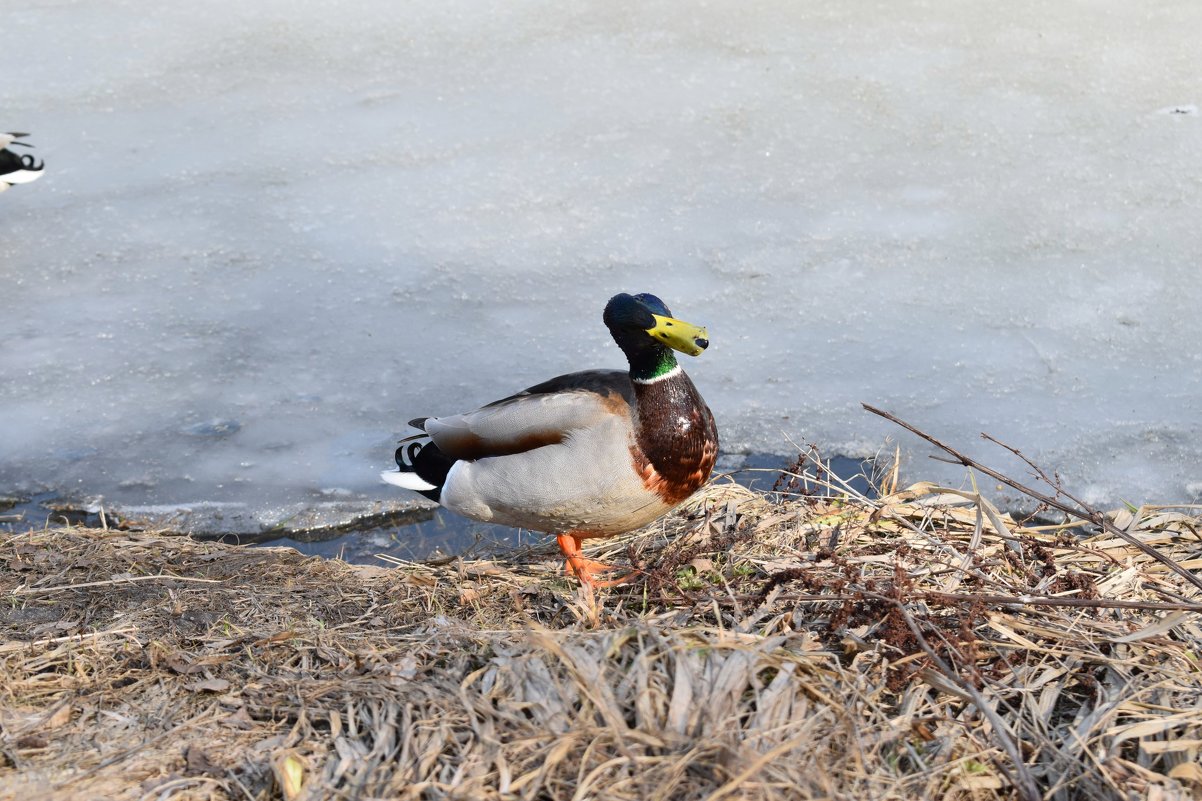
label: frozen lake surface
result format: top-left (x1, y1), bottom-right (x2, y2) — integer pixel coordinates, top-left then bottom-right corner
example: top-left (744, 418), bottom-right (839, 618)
top-left (2, 1), bottom-right (1201, 554)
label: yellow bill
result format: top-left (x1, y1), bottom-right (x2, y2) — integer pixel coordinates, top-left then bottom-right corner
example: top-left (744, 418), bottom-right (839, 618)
top-left (647, 314), bottom-right (710, 356)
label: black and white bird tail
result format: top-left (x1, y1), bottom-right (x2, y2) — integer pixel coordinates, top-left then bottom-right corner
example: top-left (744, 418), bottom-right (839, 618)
top-left (380, 419), bottom-right (456, 503)
top-left (0, 133), bottom-right (45, 192)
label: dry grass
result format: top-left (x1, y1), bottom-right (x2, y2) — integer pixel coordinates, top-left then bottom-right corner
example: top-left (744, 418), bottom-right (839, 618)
top-left (2, 473), bottom-right (1202, 800)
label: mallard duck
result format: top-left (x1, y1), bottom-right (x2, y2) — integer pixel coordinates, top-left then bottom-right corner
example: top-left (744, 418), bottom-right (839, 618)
top-left (382, 292), bottom-right (719, 586)
top-left (0, 133), bottom-right (44, 192)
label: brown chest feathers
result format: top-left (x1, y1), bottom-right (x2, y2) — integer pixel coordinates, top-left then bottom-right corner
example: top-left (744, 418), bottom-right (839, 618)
top-left (629, 370), bottom-right (719, 505)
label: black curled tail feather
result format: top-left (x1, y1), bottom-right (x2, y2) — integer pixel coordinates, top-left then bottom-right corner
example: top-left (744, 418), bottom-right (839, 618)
top-left (395, 440), bottom-right (425, 472)
top-left (395, 438), bottom-right (457, 503)
top-left (0, 145), bottom-right (44, 182)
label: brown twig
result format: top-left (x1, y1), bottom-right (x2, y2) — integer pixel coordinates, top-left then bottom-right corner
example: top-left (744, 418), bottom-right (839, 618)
top-left (980, 432), bottom-right (1061, 492)
top-left (862, 403), bottom-right (1202, 594)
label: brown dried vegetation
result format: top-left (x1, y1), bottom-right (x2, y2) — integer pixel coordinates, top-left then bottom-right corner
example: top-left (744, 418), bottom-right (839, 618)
top-left (2, 474), bottom-right (1202, 800)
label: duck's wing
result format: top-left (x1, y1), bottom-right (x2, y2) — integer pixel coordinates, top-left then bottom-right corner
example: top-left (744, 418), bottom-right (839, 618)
top-left (417, 369), bottom-right (635, 461)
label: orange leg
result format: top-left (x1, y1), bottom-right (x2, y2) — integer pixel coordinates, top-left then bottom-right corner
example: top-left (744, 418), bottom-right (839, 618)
top-left (556, 533), bottom-right (635, 588)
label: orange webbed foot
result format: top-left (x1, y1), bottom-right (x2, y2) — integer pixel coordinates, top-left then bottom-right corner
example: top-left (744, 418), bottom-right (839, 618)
top-left (556, 533), bottom-right (637, 588)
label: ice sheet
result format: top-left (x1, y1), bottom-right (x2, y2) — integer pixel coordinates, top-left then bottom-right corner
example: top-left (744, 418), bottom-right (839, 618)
top-left (2, 1), bottom-right (1200, 517)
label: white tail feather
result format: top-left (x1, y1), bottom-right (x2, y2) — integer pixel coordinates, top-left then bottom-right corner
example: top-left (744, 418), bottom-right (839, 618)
top-left (380, 469), bottom-right (437, 492)
top-left (2, 167), bottom-right (43, 185)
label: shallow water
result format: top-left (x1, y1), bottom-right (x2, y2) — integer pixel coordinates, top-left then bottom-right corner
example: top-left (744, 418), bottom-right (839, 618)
top-left (228, 452), bottom-right (876, 564)
top-left (1, 453), bottom-right (874, 566)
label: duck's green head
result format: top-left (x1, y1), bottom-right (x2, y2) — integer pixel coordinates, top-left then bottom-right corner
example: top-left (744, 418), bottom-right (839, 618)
top-left (604, 293), bottom-right (709, 380)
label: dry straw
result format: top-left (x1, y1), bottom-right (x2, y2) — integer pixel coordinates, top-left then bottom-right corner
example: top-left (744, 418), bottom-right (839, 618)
top-left (2, 434), bottom-right (1201, 800)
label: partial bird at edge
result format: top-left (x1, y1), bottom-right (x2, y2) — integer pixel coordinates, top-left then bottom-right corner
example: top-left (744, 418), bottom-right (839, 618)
top-left (1, 132), bottom-right (45, 192)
